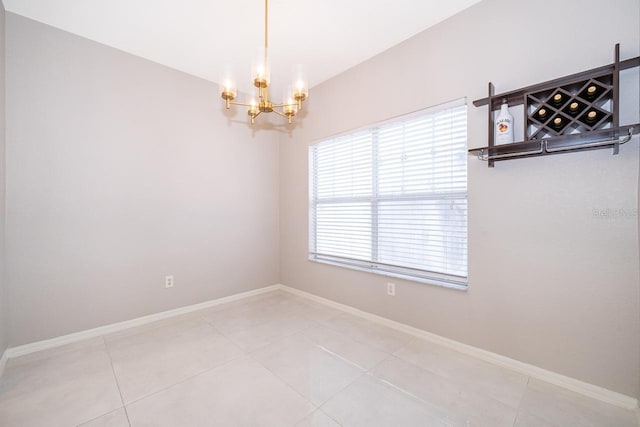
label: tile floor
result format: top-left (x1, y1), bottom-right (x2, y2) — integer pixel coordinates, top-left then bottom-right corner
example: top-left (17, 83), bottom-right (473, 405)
top-left (0, 290), bottom-right (636, 426)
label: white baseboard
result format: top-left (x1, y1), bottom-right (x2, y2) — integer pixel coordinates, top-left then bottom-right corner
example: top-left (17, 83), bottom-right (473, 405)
top-left (5, 285), bottom-right (280, 359)
top-left (277, 284), bottom-right (639, 411)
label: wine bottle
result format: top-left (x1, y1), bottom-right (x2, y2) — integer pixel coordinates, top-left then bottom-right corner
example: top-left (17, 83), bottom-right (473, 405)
top-left (564, 101), bottom-right (584, 117)
top-left (580, 84), bottom-right (603, 101)
top-left (495, 99), bottom-right (514, 145)
top-left (550, 93), bottom-right (564, 107)
top-left (551, 116), bottom-right (564, 129)
top-left (536, 107), bottom-right (549, 122)
top-left (584, 110), bottom-right (598, 123)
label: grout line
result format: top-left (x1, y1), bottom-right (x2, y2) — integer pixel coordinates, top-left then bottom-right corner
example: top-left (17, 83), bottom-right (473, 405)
top-left (204, 311), bottom-right (322, 355)
top-left (122, 354), bottom-right (246, 407)
top-left (365, 352), bottom-right (394, 375)
top-left (313, 343), bottom-right (368, 372)
top-left (201, 320), bottom-right (252, 356)
top-left (245, 333), bottom-right (364, 427)
top-left (510, 376), bottom-right (532, 427)
top-left (317, 315), bottom-right (409, 356)
top-left (122, 406), bottom-right (132, 427)
top-left (318, 408), bottom-right (344, 427)
top-left (101, 336), bottom-right (131, 427)
top-left (245, 350), bottom-right (318, 423)
top-left (74, 409), bottom-right (127, 427)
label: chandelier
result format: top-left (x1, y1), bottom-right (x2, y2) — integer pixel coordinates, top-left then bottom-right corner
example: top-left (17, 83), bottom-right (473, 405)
top-left (219, 0), bottom-right (309, 125)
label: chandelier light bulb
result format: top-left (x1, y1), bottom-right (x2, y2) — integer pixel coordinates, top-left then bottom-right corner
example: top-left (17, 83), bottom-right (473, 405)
top-left (248, 98), bottom-right (260, 124)
top-left (223, 79), bottom-right (234, 91)
top-left (283, 89), bottom-right (297, 123)
top-left (252, 47), bottom-right (270, 89)
top-left (220, 75), bottom-right (236, 109)
top-left (292, 66), bottom-right (308, 109)
top-left (293, 81), bottom-right (308, 109)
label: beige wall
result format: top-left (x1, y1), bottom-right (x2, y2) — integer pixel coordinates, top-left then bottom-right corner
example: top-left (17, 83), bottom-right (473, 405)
top-left (5, 13), bottom-right (280, 346)
top-left (280, 0), bottom-right (640, 397)
top-left (0, 1), bottom-right (6, 356)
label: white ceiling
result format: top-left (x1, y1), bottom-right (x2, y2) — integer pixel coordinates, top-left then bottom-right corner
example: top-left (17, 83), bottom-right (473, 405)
top-left (4, 0), bottom-right (481, 95)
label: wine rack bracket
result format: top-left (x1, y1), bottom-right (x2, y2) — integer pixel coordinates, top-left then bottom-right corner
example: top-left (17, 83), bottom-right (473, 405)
top-left (469, 44), bottom-right (640, 167)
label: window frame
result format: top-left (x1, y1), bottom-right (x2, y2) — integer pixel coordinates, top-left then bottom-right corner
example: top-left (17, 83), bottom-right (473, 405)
top-left (308, 99), bottom-right (468, 291)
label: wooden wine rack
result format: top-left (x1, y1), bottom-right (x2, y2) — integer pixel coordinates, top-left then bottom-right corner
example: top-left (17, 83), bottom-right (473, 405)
top-left (470, 44), bottom-right (640, 167)
top-left (527, 75), bottom-right (613, 139)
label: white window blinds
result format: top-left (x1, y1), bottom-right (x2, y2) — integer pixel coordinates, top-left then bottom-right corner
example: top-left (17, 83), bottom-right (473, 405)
top-left (309, 99), bottom-right (468, 288)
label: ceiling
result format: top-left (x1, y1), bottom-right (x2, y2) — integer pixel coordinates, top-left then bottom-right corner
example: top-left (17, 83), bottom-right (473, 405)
top-left (4, 0), bottom-right (481, 95)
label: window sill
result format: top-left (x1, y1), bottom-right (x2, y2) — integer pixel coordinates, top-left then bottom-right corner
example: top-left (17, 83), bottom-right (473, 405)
top-left (308, 257), bottom-right (468, 292)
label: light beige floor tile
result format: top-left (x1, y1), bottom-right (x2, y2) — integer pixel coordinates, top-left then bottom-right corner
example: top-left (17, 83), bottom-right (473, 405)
top-left (397, 339), bottom-right (470, 381)
top-left (78, 408), bottom-right (130, 427)
top-left (105, 318), bottom-right (243, 403)
top-left (250, 333), bottom-right (365, 405)
top-left (300, 304), bottom-right (345, 323)
top-left (126, 357), bottom-right (314, 427)
top-left (372, 356), bottom-right (518, 427)
top-left (394, 338), bottom-right (528, 408)
top-left (302, 324), bottom-right (389, 370)
top-left (321, 314), bottom-right (413, 354)
top-left (515, 378), bottom-right (637, 427)
top-left (321, 373), bottom-right (451, 427)
top-left (203, 295), bottom-right (310, 336)
top-left (221, 312), bottom-right (319, 351)
top-left (294, 409), bottom-right (341, 427)
top-left (513, 411), bottom-right (556, 427)
top-left (0, 338), bottom-right (122, 427)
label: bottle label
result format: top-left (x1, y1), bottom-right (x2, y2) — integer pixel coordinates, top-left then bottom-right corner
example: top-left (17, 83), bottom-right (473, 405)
top-left (496, 118), bottom-right (511, 133)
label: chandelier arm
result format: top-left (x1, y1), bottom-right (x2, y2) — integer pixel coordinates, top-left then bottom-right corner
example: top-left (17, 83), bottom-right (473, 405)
top-left (272, 102), bottom-right (297, 108)
top-left (229, 101), bottom-right (255, 107)
top-left (272, 109), bottom-right (288, 118)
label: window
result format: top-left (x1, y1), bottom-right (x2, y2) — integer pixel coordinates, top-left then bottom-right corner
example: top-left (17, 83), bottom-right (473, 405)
top-left (309, 99), bottom-right (468, 289)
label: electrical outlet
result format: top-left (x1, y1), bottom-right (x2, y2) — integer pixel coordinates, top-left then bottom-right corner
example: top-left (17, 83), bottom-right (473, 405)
top-left (387, 282), bottom-right (396, 296)
top-left (165, 275), bottom-right (174, 288)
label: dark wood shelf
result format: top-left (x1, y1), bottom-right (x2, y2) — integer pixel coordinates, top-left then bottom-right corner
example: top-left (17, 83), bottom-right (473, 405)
top-left (469, 124), bottom-right (639, 162)
top-left (471, 44), bottom-right (639, 167)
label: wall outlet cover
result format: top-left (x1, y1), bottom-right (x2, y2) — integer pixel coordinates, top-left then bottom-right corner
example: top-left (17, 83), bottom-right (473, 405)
top-left (387, 282), bottom-right (396, 296)
top-left (165, 275), bottom-right (174, 288)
